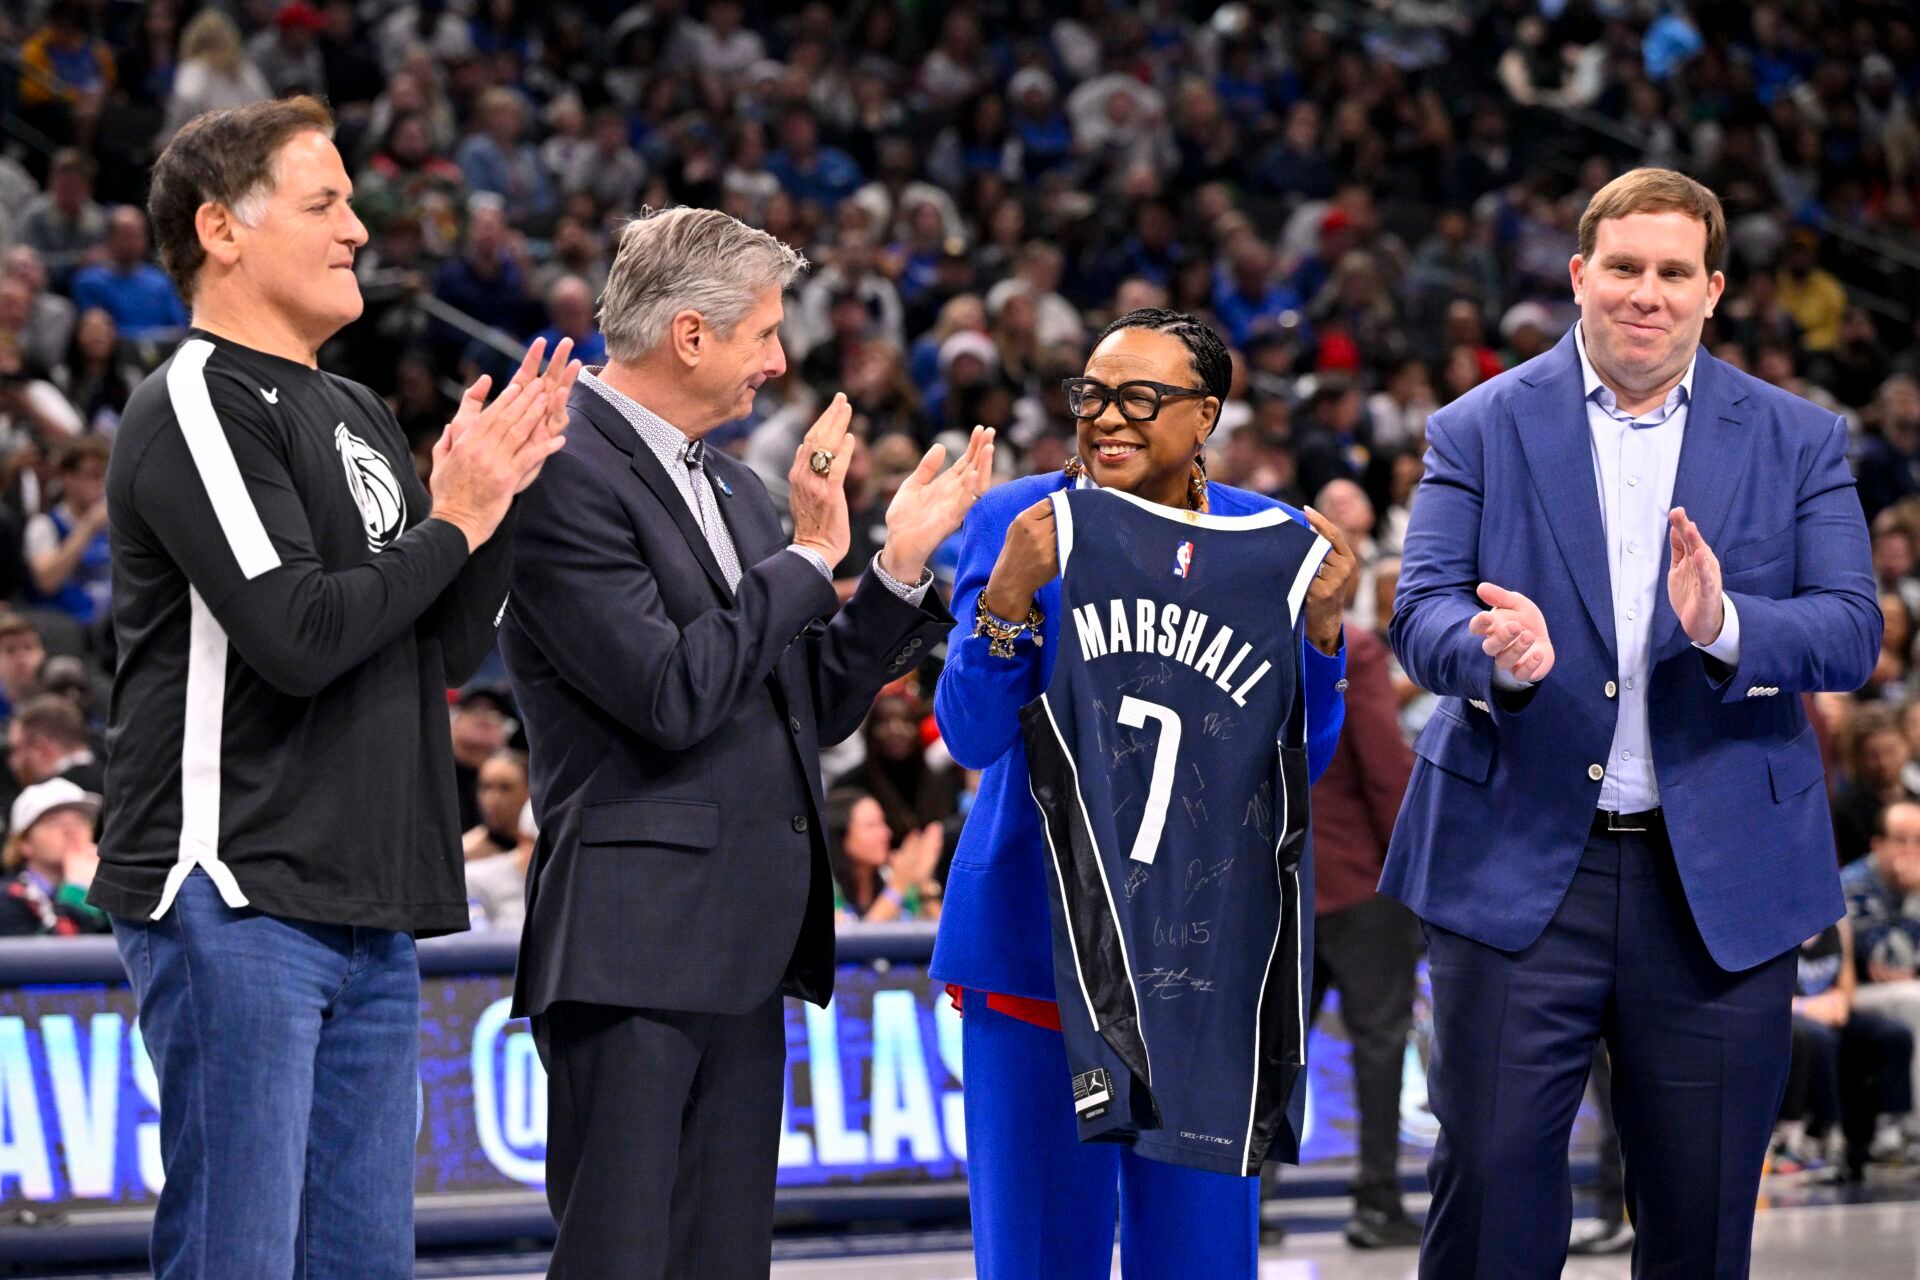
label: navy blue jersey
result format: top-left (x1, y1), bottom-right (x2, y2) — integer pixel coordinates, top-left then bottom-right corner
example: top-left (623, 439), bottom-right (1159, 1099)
top-left (1020, 485), bottom-right (1329, 1175)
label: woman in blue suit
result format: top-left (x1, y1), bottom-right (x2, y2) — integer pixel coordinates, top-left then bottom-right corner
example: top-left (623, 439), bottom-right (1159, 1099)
top-left (931, 308), bottom-right (1354, 1278)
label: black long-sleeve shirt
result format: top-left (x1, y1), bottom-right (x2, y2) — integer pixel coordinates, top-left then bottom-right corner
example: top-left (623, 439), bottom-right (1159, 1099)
top-left (90, 329), bottom-right (513, 935)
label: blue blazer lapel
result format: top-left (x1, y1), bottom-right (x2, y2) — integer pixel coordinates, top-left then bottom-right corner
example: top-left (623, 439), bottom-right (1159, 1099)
top-left (574, 382), bottom-right (735, 602)
top-left (1512, 331), bottom-right (1616, 663)
top-left (1655, 351), bottom-right (1750, 654)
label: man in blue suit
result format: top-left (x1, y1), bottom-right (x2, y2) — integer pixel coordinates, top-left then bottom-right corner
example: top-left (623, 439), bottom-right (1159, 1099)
top-left (1384, 168), bottom-right (1880, 1278)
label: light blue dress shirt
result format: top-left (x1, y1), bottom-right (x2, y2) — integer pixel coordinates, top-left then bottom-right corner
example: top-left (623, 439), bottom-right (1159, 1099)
top-left (1495, 323), bottom-right (1741, 811)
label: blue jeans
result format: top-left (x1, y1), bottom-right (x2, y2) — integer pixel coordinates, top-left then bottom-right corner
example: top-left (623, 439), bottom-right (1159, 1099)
top-left (113, 870), bottom-right (419, 1279)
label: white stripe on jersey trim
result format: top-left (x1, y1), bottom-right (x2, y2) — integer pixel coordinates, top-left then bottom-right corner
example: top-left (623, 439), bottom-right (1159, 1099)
top-left (1036, 694), bottom-right (1155, 1087)
top-left (1241, 742), bottom-right (1293, 1174)
top-left (149, 587), bottom-right (249, 919)
top-left (1286, 536), bottom-right (1333, 626)
top-left (1092, 484), bottom-right (1292, 530)
top-left (1049, 489), bottom-right (1076, 574)
top-left (167, 339), bottom-right (282, 581)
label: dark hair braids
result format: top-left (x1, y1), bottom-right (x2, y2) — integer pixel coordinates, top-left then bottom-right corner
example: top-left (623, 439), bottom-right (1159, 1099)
top-left (1095, 307), bottom-right (1232, 403)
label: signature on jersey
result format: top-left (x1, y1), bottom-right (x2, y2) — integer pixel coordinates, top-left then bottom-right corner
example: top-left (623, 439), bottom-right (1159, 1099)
top-left (1137, 967), bottom-right (1218, 999)
top-left (1184, 856), bottom-right (1235, 905)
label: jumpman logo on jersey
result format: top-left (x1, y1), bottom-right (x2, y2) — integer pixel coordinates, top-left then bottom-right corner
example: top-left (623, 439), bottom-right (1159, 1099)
top-left (1173, 541), bottom-right (1193, 579)
top-left (260, 387), bottom-right (279, 405)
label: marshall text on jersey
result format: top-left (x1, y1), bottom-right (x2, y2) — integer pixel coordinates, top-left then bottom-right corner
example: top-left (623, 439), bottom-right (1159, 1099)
top-left (90, 330), bottom-right (515, 935)
top-left (1021, 486), bottom-right (1330, 1175)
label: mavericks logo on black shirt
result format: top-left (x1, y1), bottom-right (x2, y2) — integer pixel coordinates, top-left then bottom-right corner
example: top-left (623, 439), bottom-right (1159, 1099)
top-left (334, 424), bottom-right (407, 552)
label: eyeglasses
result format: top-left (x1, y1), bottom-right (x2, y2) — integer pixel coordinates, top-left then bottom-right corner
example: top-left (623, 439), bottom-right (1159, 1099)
top-left (1062, 377), bottom-right (1211, 422)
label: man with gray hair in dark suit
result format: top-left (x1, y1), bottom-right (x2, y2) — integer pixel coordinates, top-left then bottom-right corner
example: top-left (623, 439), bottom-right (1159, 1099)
top-left (502, 206), bottom-right (994, 1278)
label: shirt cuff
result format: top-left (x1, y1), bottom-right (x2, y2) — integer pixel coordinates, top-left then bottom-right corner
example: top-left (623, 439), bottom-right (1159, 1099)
top-left (787, 545), bottom-right (832, 580)
top-left (1694, 593), bottom-right (1741, 666)
top-left (1491, 665), bottom-right (1534, 692)
top-left (871, 551), bottom-right (933, 607)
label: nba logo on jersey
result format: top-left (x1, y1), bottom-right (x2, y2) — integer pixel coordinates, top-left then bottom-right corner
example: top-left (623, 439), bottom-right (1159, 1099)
top-left (1173, 541), bottom-right (1193, 578)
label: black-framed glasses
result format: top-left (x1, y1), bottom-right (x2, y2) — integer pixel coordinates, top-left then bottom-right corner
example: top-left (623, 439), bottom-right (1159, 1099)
top-left (1061, 377), bottom-right (1211, 422)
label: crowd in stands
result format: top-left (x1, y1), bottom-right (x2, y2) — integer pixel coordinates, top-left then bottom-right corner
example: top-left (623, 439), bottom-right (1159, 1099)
top-left (4, 0), bottom-right (1920, 1181)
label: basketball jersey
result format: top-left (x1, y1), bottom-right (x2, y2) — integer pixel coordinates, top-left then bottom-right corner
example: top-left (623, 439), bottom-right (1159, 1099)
top-left (1020, 485), bottom-right (1329, 1176)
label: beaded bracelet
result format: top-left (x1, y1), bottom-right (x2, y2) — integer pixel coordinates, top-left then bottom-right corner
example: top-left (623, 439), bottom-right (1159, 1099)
top-left (973, 594), bottom-right (1045, 658)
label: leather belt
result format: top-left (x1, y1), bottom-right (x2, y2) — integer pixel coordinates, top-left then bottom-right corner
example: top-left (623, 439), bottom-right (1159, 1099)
top-left (1592, 807), bottom-right (1662, 835)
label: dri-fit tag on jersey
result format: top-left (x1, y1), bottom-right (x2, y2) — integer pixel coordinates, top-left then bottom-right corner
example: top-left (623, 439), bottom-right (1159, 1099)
top-left (1073, 1068), bottom-right (1113, 1121)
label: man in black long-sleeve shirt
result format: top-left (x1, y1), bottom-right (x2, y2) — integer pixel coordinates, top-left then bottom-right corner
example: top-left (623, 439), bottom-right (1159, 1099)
top-left (90, 96), bottom-right (574, 1280)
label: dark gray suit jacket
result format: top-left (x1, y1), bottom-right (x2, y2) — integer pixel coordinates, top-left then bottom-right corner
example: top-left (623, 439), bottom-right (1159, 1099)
top-left (501, 381), bottom-right (951, 1017)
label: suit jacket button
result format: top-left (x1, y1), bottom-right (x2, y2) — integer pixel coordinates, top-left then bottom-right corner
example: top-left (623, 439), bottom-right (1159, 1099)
top-left (908, 637), bottom-right (923, 650)
top-left (1605, 680), bottom-right (1617, 698)
top-left (792, 814), bottom-right (809, 833)
top-left (1588, 764), bottom-right (1604, 781)
top-left (789, 716), bottom-right (802, 735)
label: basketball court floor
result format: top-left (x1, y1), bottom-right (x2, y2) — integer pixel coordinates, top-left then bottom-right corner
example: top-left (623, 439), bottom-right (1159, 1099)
top-left (759, 1202), bottom-right (1920, 1278)
top-left (398, 1197), bottom-right (1918, 1279)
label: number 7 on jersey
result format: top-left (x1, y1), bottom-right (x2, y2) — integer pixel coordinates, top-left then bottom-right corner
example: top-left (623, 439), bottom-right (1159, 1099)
top-left (1118, 695), bottom-right (1182, 865)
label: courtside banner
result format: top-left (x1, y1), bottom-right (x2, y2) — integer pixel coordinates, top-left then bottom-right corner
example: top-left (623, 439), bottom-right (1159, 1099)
top-left (0, 935), bottom-right (1593, 1211)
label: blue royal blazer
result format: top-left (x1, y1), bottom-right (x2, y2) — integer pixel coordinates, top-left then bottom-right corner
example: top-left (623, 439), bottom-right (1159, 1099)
top-left (1381, 329), bottom-right (1880, 971)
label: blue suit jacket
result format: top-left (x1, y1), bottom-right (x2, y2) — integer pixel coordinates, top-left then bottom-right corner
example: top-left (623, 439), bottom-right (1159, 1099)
top-left (930, 471), bottom-right (1347, 1000)
top-left (1382, 330), bottom-right (1879, 972)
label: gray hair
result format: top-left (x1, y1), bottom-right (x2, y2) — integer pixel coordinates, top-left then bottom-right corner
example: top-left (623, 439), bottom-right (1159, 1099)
top-left (599, 207), bottom-right (807, 361)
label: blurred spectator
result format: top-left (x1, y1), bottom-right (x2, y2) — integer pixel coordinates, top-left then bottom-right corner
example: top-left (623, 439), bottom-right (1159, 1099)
top-left (3, 247), bottom-right (78, 373)
top-left (7, 693), bottom-right (101, 793)
top-left (16, 10), bottom-right (114, 153)
top-left (1366, 356), bottom-right (1437, 453)
top-left (0, 291), bottom-right (86, 441)
top-left (432, 197), bottom-right (531, 350)
top-left (17, 151), bottom-right (105, 286)
top-left (1777, 917), bottom-right (1914, 1182)
top-left (1833, 706), bottom-right (1920, 866)
top-left (687, 1), bottom-right (764, 79)
top-left (0, 778), bottom-right (106, 937)
top-left (163, 10), bottom-right (271, 140)
top-left (23, 436), bottom-right (111, 626)
top-left (767, 107), bottom-right (864, 211)
top-left (826, 786), bottom-right (944, 923)
top-left (249, 2), bottom-right (330, 98)
top-left (1306, 623), bottom-right (1422, 1247)
top-left (387, 348), bottom-right (456, 467)
top-left (1377, 450), bottom-right (1425, 557)
top-left (317, 0), bottom-right (383, 109)
top-left (1845, 798), bottom-right (1920, 1157)
top-left (0, 615), bottom-right (46, 724)
top-left (376, 0), bottom-right (474, 75)
top-left (800, 231), bottom-right (904, 352)
top-left (1865, 588), bottom-right (1917, 702)
top-left (52, 309), bottom-right (139, 435)
top-left (354, 112), bottom-right (466, 244)
top-left (1776, 227), bottom-right (1848, 353)
top-left (564, 108), bottom-right (648, 215)
top-left (532, 216), bottom-right (609, 301)
top-left (1316, 479), bottom-right (1382, 633)
top-left (450, 687), bottom-right (515, 833)
top-left (463, 751), bottom-right (534, 931)
top-left (69, 207), bottom-right (188, 342)
top-left (1294, 376), bottom-right (1368, 500)
top-left (533, 276), bottom-right (605, 367)
top-left (457, 88), bottom-right (556, 230)
top-left (463, 748), bottom-right (531, 861)
top-left (833, 691), bottom-right (961, 843)
top-left (1213, 237), bottom-right (1306, 351)
top-left (984, 243), bottom-right (1084, 350)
